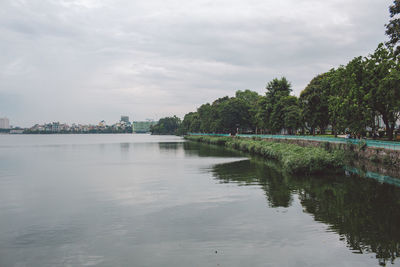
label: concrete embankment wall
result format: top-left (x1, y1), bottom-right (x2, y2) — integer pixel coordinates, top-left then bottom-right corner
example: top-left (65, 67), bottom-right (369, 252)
top-left (256, 137), bottom-right (400, 166)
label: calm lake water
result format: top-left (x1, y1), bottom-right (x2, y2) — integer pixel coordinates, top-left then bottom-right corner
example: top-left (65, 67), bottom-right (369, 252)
top-left (0, 134), bottom-right (400, 267)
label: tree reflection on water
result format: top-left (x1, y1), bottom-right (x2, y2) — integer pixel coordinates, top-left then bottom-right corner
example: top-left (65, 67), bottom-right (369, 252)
top-left (210, 156), bottom-right (400, 266)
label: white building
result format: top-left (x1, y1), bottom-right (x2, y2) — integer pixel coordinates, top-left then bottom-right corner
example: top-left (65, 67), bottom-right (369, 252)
top-left (0, 117), bottom-right (10, 129)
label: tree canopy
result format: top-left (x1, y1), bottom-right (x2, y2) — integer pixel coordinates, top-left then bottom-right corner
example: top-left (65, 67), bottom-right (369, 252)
top-left (150, 116), bottom-right (181, 135)
top-left (179, 42), bottom-right (400, 140)
top-left (386, 0), bottom-right (400, 54)
top-left (174, 2), bottom-right (400, 140)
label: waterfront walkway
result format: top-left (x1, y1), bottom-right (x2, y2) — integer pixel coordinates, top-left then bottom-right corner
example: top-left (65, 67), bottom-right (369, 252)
top-left (188, 133), bottom-right (400, 151)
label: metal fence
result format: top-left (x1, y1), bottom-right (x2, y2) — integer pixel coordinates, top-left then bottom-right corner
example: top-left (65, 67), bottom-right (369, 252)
top-left (187, 133), bottom-right (400, 150)
top-left (237, 134), bottom-right (400, 151)
top-left (187, 133), bottom-right (231, 137)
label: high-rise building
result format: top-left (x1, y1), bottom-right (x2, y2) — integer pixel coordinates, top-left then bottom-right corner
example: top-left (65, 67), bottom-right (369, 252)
top-left (120, 116), bottom-right (130, 123)
top-left (0, 117), bottom-right (10, 129)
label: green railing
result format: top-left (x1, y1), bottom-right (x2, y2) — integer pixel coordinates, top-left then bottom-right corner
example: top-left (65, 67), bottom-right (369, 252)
top-left (187, 133), bottom-right (400, 150)
top-left (187, 133), bottom-right (231, 137)
top-left (236, 134), bottom-right (400, 151)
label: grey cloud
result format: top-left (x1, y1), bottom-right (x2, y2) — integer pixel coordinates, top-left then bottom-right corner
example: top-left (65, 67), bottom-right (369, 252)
top-left (0, 0), bottom-right (393, 126)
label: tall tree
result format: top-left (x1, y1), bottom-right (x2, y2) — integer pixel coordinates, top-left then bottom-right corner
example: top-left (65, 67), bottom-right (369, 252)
top-left (329, 57), bottom-right (373, 136)
top-left (386, 0), bottom-right (400, 54)
top-left (253, 95), bottom-right (268, 134)
top-left (300, 73), bottom-right (331, 135)
top-left (265, 77), bottom-right (292, 133)
top-left (215, 97), bottom-right (251, 134)
top-left (178, 112), bottom-right (201, 135)
top-left (197, 103), bottom-right (214, 133)
top-left (282, 96), bottom-right (302, 135)
top-left (150, 116), bottom-right (181, 135)
top-left (365, 44), bottom-right (400, 140)
top-left (235, 89), bottom-right (259, 104)
top-left (235, 89), bottom-right (260, 132)
top-left (265, 77), bottom-right (292, 100)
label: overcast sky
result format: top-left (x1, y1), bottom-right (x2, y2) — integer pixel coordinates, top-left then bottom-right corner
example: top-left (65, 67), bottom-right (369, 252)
top-left (0, 0), bottom-right (393, 126)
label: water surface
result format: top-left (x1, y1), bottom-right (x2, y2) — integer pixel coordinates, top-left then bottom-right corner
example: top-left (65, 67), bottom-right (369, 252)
top-left (0, 134), bottom-right (399, 266)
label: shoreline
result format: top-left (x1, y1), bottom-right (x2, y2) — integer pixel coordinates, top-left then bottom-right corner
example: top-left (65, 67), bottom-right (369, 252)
top-left (186, 135), bottom-right (400, 180)
top-left (185, 135), bottom-right (344, 174)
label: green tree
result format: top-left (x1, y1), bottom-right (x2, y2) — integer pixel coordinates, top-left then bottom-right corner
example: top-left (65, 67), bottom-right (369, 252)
top-left (253, 95), bottom-right (269, 134)
top-left (265, 77), bottom-right (292, 133)
top-left (178, 112), bottom-right (201, 135)
top-left (197, 103), bottom-right (215, 133)
top-left (215, 97), bottom-right (252, 134)
top-left (300, 73), bottom-right (331, 135)
top-left (266, 77), bottom-right (292, 99)
top-left (282, 96), bottom-right (302, 135)
top-left (150, 116), bottom-right (181, 135)
top-left (325, 69), bottom-right (346, 136)
top-left (365, 44), bottom-right (400, 140)
top-left (330, 57), bottom-right (372, 136)
top-left (235, 89), bottom-right (260, 132)
top-left (235, 89), bottom-right (259, 104)
top-left (386, 0), bottom-right (400, 54)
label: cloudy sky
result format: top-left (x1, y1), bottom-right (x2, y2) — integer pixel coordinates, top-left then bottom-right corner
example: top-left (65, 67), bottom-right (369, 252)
top-left (0, 0), bottom-right (392, 126)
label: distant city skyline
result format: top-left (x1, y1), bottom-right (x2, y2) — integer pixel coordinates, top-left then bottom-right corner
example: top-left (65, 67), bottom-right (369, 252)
top-left (0, 114), bottom-right (158, 128)
top-left (26, 116), bottom-right (157, 127)
top-left (0, 0), bottom-right (392, 127)
top-left (0, 115), bottom-right (159, 129)
top-left (23, 117), bottom-right (157, 133)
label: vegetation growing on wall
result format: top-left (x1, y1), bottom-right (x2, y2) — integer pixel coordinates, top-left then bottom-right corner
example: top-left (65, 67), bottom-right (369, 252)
top-left (185, 136), bottom-right (344, 174)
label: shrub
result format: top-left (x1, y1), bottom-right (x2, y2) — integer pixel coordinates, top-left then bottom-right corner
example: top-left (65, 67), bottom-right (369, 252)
top-left (321, 142), bottom-right (331, 151)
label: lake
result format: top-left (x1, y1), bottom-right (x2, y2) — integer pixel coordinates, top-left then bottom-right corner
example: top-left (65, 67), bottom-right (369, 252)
top-left (0, 134), bottom-right (399, 266)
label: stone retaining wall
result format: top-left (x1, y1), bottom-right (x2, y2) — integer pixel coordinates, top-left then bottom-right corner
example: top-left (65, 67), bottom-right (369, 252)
top-left (257, 137), bottom-right (400, 166)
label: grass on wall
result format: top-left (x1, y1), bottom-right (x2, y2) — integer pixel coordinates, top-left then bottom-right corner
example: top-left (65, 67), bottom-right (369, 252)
top-left (185, 136), bottom-right (344, 174)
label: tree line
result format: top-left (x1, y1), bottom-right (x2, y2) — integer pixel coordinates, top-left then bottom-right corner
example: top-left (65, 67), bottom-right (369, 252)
top-left (151, 1), bottom-right (400, 139)
top-left (150, 116), bottom-right (181, 135)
